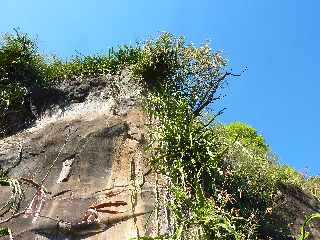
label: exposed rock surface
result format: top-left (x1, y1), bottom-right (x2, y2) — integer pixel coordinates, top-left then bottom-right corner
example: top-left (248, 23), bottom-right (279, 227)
top-left (0, 73), bottom-right (170, 239)
top-left (277, 184), bottom-right (320, 239)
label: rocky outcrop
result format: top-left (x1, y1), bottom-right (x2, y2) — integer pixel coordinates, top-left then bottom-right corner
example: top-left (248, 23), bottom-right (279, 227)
top-left (277, 184), bottom-right (320, 239)
top-left (0, 73), bottom-right (170, 239)
top-left (1, 72), bottom-right (319, 239)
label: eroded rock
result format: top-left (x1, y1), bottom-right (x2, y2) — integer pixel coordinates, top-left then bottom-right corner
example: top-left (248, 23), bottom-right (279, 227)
top-left (0, 73), bottom-right (168, 240)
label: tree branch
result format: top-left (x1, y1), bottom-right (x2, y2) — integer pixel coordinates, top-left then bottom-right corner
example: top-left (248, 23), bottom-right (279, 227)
top-left (192, 71), bottom-right (241, 116)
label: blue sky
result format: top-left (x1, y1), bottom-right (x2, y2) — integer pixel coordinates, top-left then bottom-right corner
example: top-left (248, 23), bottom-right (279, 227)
top-left (1, 0), bottom-right (319, 175)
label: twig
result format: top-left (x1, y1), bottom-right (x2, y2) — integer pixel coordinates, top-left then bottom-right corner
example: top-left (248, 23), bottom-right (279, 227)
top-left (193, 71), bottom-right (241, 116)
top-left (194, 108), bottom-right (227, 141)
top-left (203, 108), bottom-right (226, 128)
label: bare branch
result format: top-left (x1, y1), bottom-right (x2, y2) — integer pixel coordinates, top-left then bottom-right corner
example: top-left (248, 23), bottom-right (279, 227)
top-left (203, 107), bottom-right (227, 128)
top-left (192, 71), bottom-right (241, 116)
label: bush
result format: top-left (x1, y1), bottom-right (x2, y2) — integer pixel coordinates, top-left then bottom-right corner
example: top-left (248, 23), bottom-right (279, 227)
top-left (143, 34), bottom-right (319, 239)
top-left (0, 30), bottom-right (47, 136)
top-left (0, 30), bottom-right (142, 137)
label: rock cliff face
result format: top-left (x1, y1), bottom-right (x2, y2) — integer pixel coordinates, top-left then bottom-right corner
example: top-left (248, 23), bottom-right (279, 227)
top-left (0, 72), bottom-right (320, 240)
top-left (0, 73), bottom-right (169, 239)
top-left (272, 183), bottom-right (320, 239)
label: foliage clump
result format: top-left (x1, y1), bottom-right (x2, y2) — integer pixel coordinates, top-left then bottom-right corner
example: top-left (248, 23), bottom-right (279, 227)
top-left (142, 34), bottom-right (320, 239)
top-left (0, 30), bottom-right (47, 136)
top-left (0, 30), bottom-right (143, 137)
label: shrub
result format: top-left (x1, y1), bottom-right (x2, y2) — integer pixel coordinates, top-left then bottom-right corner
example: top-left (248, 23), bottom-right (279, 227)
top-left (143, 34), bottom-right (319, 239)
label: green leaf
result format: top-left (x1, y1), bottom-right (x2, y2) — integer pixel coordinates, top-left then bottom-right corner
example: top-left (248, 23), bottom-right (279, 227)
top-left (0, 228), bottom-right (10, 237)
top-left (299, 213), bottom-right (320, 240)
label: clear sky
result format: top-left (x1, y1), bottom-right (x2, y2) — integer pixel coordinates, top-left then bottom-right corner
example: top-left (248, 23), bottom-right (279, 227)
top-left (1, 0), bottom-right (319, 175)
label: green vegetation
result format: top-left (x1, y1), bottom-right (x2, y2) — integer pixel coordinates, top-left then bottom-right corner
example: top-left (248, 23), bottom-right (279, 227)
top-left (0, 177), bottom-right (23, 216)
top-left (0, 30), bottom-right (48, 107)
top-left (0, 30), bottom-right (319, 239)
top-left (0, 175), bottom-right (20, 238)
top-left (0, 30), bottom-right (143, 137)
top-left (299, 213), bottom-right (320, 240)
top-left (140, 34), bottom-right (320, 239)
top-left (0, 227), bottom-right (11, 237)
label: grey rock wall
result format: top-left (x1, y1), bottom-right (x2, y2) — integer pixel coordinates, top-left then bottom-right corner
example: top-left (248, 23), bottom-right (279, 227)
top-left (0, 73), bottom-right (169, 239)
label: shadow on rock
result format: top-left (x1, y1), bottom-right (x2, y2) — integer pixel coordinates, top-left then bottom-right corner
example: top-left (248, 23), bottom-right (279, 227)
top-left (0, 86), bottom-right (66, 139)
